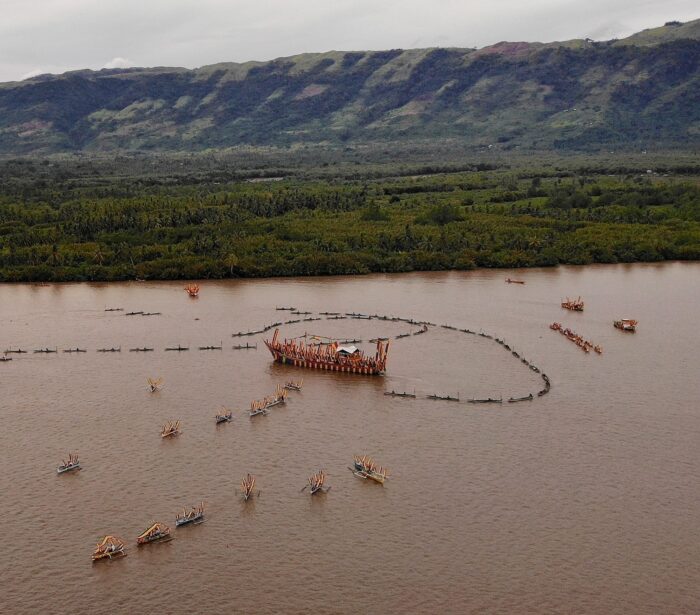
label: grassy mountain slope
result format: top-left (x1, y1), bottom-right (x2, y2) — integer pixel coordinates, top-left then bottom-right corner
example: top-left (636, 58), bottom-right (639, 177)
top-left (0, 19), bottom-right (698, 154)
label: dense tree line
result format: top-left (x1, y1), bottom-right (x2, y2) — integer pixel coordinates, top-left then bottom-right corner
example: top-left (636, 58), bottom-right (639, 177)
top-left (0, 167), bottom-right (697, 282)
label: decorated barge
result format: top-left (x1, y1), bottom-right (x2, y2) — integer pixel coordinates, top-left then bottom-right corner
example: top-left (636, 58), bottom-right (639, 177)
top-left (264, 329), bottom-right (389, 375)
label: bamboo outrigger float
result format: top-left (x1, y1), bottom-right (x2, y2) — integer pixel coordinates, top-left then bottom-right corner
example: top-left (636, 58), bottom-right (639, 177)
top-left (161, 420), bottom-right (181, 438)
top-left (184, 283), bottom-right (200, 297)
top-left (57, 452), bottom-right (81, 474)
top-left (147, 377), bottom-right (163, 392)
top-left (614, 318), bottom-right (638, 332)
top-left (264, 329), bottom-right (389, 375)
top-left (239, 474), bottom-right (259, 501)
top-left (92, 535), bottom-right (126, 561)
top-left (215, 407), bottom-right (233, 424)
top-left (176, 502), bottom-right (205, 527)
top-left (284, 379), bottom-right (303, 391)
top-left (350, 455), bottom-right (389, 484)
top-left (137, 522), bottom-right (172, 545)
top-left (561, 296), bottom-right (584, 311)
top-left (302, 470), bottom-right (330, 495)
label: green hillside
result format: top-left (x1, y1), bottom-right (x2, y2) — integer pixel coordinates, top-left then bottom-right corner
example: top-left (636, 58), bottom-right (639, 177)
top-left (0, 19), bottom-right (698, 154)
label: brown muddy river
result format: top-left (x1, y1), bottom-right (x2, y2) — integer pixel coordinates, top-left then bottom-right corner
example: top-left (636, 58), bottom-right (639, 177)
top-left (1, 263), bottom-right (699, 614)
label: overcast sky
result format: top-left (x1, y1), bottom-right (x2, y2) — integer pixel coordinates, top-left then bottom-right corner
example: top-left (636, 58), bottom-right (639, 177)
top-left (1, 0), bottom-right (697, 82)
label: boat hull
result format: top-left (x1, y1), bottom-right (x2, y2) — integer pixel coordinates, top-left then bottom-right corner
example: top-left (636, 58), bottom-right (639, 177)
top-left (267, 348), bottom-right (383, 375)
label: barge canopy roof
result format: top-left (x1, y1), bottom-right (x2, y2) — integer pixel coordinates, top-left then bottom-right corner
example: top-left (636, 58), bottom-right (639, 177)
top-left (336, 345), bottom-right (359, 355)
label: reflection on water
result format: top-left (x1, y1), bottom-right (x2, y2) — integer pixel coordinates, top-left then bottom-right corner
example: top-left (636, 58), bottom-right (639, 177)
top-left (1, 263), bottom-right (699, 614)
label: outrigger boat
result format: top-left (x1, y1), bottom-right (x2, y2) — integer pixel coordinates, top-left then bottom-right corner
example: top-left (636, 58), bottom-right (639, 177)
top-left (176, 502), bottom-right (205, 527)
top-left (130, 347), bottom-right (154, 352)
top-left (250, 386), bottom-right (288, 416)
top-left (232, 343), bottom-right (257, 350)
top-left (614, 318), bottom-right (637, 332)
top-left (147, 377), bottom-right (163, 392)
top-left (0, 356), bottom-right (12, 362)
top-left (249, 400), bottom-right (268, 417)
top-left (63, 348), bottom-right (87, 353)
top-left (275, 306), bottom-right (296, 311)
top-left (104, 308), bottom-right (124, 312)
top-left (57, 452), bottom-right (81, 474)
top-left (506, 278), bottom-right (526, 284)
top-left (184, 283), bottom-right (200, 297)
top-left (284, 379), bottom-right (303, 391)
top-left (215, 407), bottom-right (233, 424)
top-left (468, 397), bottom-right (503, 404)
top-left (427, 393), bottom-right (459, 401)
top-left (561, 296), bottom-right (584, 311)
top-left (97, 347), bottom-right (121, 352)
top-left (125, 311), bottom-right (144, 316)
top-left (137, 522), bottom-right (172, 545)
top-left (384, 390), bottom-right (416, 398)
top-left (199, 343), bottom-right (223, 350)
top-left (239, 473), bottom-right (259, 501)
top-left (264, 329), bottom-right (389, 376)
top-left (33, 347), bottom-right (57, 354)
top-left (4, 348), bottom-right (27, 354)
top-left (165, 344), bottom-right (189, 351)
top-left (508, 394), bottom-right (534, 403)
top-left (92, 535), bottom-right (126, 561)
top-left (302, 469), bottom-right (330, 495)
top-left (161, 420), bottom-right (181, 438)
top-left (350, 455), bottom-right (389, 484)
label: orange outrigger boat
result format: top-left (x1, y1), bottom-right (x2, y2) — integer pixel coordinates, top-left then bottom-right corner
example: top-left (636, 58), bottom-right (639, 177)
top-left (184, 283), bottom-right (200, 297)
top-left (161, 420), bottom-right (181, 438)
top-left (614, 318), bottom-right (637, 332)
top-left (92, 535), bottom-right (126, 561)
top-left (561, 296), bottom-right (584, 311)
top-left (302, 469), bottom-right (330, 494)
top-left (239, 473), bottom-right (259, 501)
top-left (137, 522), bottom-right (172, 545)
top-left (264, 329), bottom-right (389, 375)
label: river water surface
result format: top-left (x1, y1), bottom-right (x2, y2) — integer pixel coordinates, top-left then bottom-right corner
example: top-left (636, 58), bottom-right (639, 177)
top-left (1, 263), bottom-right (699, 614)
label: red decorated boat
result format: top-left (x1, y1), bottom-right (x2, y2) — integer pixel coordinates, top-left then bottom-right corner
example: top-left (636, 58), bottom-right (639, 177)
top-left (264, 329), bottom-right (389, 375)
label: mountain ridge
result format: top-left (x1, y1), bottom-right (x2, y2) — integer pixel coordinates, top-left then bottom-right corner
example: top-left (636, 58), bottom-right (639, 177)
top-left (1, 19), bottom-right (698, 154)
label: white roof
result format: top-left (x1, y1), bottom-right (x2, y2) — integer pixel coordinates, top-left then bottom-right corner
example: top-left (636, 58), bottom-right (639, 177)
top-left (336, 345), bottom-right (359, 354)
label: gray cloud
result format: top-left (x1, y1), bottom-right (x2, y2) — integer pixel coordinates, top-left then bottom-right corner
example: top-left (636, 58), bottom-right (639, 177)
top-left (1, 0), bottom-right (697, 82)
